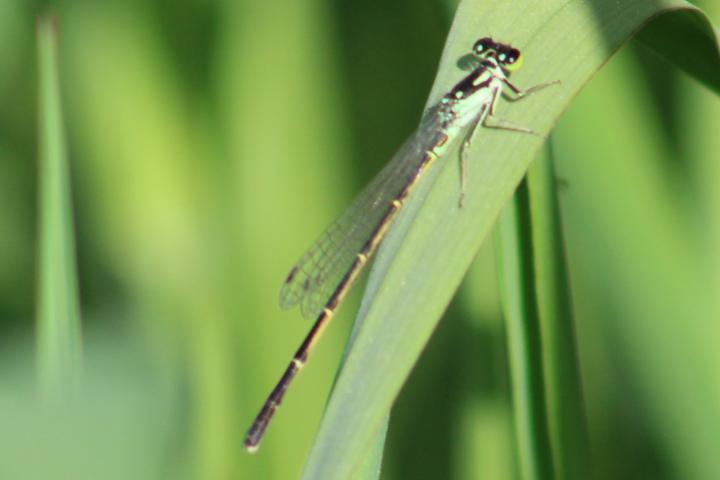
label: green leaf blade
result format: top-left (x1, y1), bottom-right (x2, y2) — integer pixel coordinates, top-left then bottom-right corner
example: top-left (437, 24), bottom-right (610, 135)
top-left (303, 1), bottom-right (719, 478)
top-left (36, 13), bottom-right (83, 397)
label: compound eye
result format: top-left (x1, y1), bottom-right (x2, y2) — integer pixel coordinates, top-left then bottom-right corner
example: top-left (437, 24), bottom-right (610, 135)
top-left (502, 48), bottom-right (524, 71)
top-left (473, 37), bottom-right (495, 56)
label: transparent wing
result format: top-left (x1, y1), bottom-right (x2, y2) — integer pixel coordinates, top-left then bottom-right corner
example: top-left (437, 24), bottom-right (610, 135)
top-left (279, 104), bottom-right (454, 319)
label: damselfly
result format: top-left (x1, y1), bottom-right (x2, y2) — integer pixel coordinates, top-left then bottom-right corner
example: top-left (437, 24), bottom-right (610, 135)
top-left (245, 37), bottom-right (558, 452)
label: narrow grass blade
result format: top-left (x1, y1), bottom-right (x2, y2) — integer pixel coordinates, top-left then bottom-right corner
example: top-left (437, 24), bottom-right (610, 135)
top-left (527, 144), bottom-right (590, 479)
top-left (303, 1), bottom-right (720, 478)
top-left (497, 177), bottom-right (554, 480)
top-left (36, 13), bottom-right (83, 397)
top-left (498, 145), bottom-right (590, 480)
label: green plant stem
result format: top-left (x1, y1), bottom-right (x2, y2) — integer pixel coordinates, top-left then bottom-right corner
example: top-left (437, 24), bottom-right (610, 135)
top-left (497, 176), bottom-right (554, 480)
top-left (36, 12), bottom-right (83, 398)
top-left (527, 143), bottom-right (590, 480)
top-left (497, 144), bottom-right (590, 480)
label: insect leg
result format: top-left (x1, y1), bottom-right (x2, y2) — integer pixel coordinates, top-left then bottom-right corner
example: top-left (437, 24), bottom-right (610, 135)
top-left (483, 84), bottom-right (543, 137)
top-left (458, 107), bottom-right (487, 208)
top-left (503, 78), bottom-right (561, 99)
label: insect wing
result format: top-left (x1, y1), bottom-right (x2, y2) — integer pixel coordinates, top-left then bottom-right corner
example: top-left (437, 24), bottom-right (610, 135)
top-left (279, 104), bottom-right (451, 318)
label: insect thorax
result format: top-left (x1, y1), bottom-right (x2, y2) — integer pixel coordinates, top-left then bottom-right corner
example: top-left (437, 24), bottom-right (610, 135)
top-left (439, 60), bottom-right (504, 129)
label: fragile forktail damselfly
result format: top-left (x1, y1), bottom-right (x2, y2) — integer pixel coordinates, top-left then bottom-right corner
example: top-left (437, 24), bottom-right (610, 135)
top-left (245, 37), bottom-right (558, 452)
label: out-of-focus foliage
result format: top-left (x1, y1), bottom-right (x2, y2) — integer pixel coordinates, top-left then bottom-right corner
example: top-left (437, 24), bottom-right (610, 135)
top-left (0, 0), bottom-right (717, 479)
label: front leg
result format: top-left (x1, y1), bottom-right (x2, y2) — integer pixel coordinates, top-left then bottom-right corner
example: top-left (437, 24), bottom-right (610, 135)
top-left (483, 85), bottom-right (545, 138)
top-left (503, 78), bottom-right (561, 100)
top-left (457, 79), bottom-right (559, 207)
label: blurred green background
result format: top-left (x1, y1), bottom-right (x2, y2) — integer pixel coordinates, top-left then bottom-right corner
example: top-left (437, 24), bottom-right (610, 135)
top-left (0, 0), bottom-right (719, 479)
